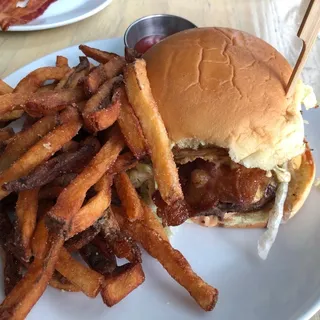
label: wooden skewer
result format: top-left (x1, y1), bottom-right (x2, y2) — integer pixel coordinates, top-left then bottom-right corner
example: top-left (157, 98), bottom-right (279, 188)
top-left (286, 0), bottom-right (320, 96)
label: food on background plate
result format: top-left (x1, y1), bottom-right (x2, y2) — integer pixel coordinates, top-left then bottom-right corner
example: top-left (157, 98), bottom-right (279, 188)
top-left (0, 0), bottom-right (57, 31)
top-left (0, 41), bottom-right (217, 319)
top-left (143, 27), bottom-right (317, 259)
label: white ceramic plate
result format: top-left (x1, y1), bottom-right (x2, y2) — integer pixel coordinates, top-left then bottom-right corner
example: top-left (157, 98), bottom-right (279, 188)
top-left (2, 38), bottom-right (320, 320)
top-left (1, 0), bottom-right (113, 31)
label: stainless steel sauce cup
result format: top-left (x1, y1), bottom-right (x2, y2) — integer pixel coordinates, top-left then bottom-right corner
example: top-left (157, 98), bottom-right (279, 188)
top-left (124, 14), bottom-right (197, 49)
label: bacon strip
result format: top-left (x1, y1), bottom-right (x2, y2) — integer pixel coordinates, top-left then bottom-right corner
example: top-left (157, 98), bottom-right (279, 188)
top-left (0, 0), bottom-right (57, 31)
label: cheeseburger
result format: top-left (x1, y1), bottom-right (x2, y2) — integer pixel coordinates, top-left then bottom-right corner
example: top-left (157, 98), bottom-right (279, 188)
top-left (130, 27), bottom-right (316, 259)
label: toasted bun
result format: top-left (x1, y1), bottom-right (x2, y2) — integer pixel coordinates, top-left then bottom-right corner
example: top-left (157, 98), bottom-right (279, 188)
top-left (144, 27), bottom-right (305, 170)
top-left (191, 146), bottom-right (315, 228)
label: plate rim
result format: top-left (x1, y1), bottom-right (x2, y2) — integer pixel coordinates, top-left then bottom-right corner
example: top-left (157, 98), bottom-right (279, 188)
top-left (2, 37), bottom-right (320, 320)
top-left (0, 0), bottom-right (113, 32)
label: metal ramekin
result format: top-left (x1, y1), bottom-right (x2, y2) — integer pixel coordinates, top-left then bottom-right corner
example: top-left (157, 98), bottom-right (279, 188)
top-left (124, 14), bottom-right (197, 49)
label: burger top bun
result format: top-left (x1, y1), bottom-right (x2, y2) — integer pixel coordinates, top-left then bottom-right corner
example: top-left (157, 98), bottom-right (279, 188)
top-left (144, 27), bottom-right (306, 170)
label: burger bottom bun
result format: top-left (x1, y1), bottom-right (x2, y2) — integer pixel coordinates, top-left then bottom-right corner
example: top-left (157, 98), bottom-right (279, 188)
top-left (191, 145), bottom-right (315, 228)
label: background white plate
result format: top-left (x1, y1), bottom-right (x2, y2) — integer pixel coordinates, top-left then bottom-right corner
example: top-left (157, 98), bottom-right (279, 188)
top-left (3, 38), bottom-right (320, 320)
top-left (1, 0), bottom-right (113, 31)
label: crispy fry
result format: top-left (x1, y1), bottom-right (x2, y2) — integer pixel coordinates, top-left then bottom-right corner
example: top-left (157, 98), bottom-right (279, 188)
top-left (98, 210), bottom-right (142, 263)
top-left (5, 140), bottom-right (100, 192)
top-left (0, 110), bottom-right (24, 122)
top-left (69, 152), bottom-right (137, 237)
top-left (25, 87), bottom-right (86, 117)
top-left (114, 208), bottom-right (218, 311)
top-left (0, 79), bottom-right (13, 95)
top-left (65, 223), bottom-right (102, 251)
top-left (79, 45), bottom-right (119, 64)
top-left (0, 114), bottom-right (59, 173)
top-left (83, 76), bottom-right (122, 132)
top-left (56, 55), bottom-right (69, 68)
top-left (14, 188), bottom-right (39, 261)
top-left (84, 56), bottom-right (125, 96)
top-left (140, 201), bottom-right (168, 242)
top-left (14, 66), bottom-right (70, 94)
top-left (4, 251), bottom-right (24, 296)
top-left (0, 234), bottom-right (64, 320)
top-left (101, 263), bottom-right (145, 307)
top-left (55, 57), bottom-right (90, 90)
top-left (114, 171), bottom-right (143, 221)
top-left (124, 59), bottom-right (183, 205)
top-left (55, 247), bottom-right (103, 298)
top-left (46, 126), bottom-right (124, 233)
top-left (0, 88), bottom-right (85, 117)
top-left (0, 127), bottom-right (14, 143)
top-left (68, 176), bottom-right (112, 238)
top-left (31, 219), bottom-right (49, 259)
top-left (0, 107), bottom-right (82, 199)
top-left (49, 272), bottom-right (80, 292)
top-left (80, 243), bottom-right (116, 276)
top-left (116, 85), bottom-right (148, 159)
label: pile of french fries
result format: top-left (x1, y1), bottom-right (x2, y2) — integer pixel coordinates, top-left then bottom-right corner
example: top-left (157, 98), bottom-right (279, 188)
top-left (0, 45), bottom-right (218, 319)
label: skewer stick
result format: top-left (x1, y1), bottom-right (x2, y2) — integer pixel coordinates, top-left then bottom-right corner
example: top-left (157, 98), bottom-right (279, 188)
top-left (286, 0), bottom-right (320, 96)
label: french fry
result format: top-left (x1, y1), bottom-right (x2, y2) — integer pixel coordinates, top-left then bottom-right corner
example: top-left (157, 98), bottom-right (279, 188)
top-left (14, 66), bottom-right (70, 94)
top-left (24, 87), bottom-right (86, 117)
top-left (55, 56), bottom-right (90, 90)
top-left (56, 55), bottom-right (69, 68)
top-left (0, 127), bottom-right (14, 143)
top-left (32, 219), bottom-right (80, 292)
top-left (114, 208), bottom-right (218, 311)
top-left (46, 126), bottom-right (124, 233)
top-left (5, 139), bottom-right (100, 192)
top-left (0, 107), bottom-right (82, 199)
top-left (65, 223), bottom-right (102, 251)
top-left (68, 175), bottom-right (112, 238)
top-left (0, 79), bottom-right (13, 95)
top-left (31, 219), bottom-right (49, 259)
top-left (0, 114), bottom-right (59, 173)
top-left (101, 263), bottom-right (145, 307)
top-left (124, 59), bottom-right (183, 205)
top-left (0, 110), bottom-right (24, 122)
top-left (84, 56), bottom-right (125, 96)
top-left (69, 153), bottom-right (137, 237)
top-left (83, 76), bottom-right (122, 132)
top-left (0, 81), bottom-right (23, 121)
top-left (49, 272), bottom-right (80, 292)
top-left (114, 171), bottom-right (143, 221)
top-left (55, 247), bottom-right (103, 298)
top-left (140, 201), bottom-right (168, 242)
top-left (4, 251), bottom-right (24, 296)
top-left (0, 233), bottom-right (64, 320)
top-left (80, 243), bottom-right (117, 276)
top-left (0, 88), bottom-right (85, 117)
top-left (14, 188), bottom-right (39, 261)
top-left (98, 210), bottom-right (142, 264)
top-left (116, 85), bottom-right (148, 159)
top-left (79, 44), bottom-right (119, 64)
